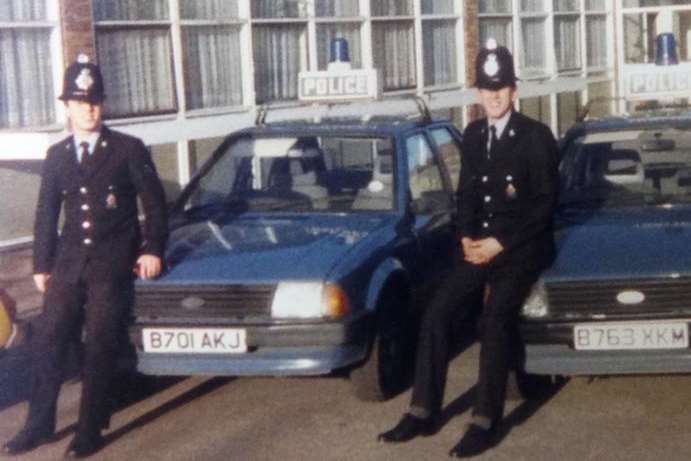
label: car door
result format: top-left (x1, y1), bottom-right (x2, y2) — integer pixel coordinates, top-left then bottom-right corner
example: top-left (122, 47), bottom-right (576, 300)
top-left (403, 130), bottom-right (457, 294)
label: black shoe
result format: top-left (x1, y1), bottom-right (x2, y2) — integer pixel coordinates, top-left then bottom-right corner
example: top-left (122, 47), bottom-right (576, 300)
top-left (448, 424), bottom-right (497, 458)
top-left (64, 433), bottom-right (105, 459)
top-left (2, 429), bottom-right (53, 455)
top-left (377, 413), bottom-right (438, 443)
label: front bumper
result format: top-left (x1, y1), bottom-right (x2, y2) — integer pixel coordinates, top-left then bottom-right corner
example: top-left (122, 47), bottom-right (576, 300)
top-left (129, 311), bottom-right (373, 376)
top-left (521, 319), bottom-right (691, 375)
top-left (523, 344), bottom-right (691, 375)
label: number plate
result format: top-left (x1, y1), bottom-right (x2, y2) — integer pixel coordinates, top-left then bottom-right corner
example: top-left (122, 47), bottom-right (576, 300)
top-left (142, 328), bottom-right (247, 354)
top-left (574, 322), bottom-right (688, 351)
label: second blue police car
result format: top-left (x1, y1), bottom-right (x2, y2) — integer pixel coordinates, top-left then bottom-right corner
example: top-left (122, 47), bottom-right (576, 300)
top-left (519, 107), bottom-right (691, 380)
top-left (130, 108), bottom-right (463, 401)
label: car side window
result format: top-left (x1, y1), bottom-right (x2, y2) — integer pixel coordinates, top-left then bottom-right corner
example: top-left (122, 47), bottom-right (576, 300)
top-left (405, 133), bottom-right (447, 212)
top-left (429, 127), bottom-right (462, 192)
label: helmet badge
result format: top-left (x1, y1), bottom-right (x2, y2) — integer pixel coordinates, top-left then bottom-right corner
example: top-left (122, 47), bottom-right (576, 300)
top-left (483, 54), bottom-right (499, 78)
top-left (75, 69), bottom-right (94, 92)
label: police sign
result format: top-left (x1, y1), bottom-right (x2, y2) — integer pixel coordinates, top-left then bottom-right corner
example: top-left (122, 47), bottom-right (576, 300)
top-left (624, 63), bottom-right (691, 100)
top-left (298, 68), bottom-right (380, 102)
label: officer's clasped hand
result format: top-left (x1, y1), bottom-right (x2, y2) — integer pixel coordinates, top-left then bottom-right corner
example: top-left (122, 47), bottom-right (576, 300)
top-left (461, 237), bottom-right (503, 265)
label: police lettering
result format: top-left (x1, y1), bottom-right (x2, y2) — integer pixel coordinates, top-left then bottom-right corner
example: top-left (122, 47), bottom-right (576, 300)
top-left (628, 65), bottom-right (691, 96)
top-left (301, 75), bottom-right (368, 98)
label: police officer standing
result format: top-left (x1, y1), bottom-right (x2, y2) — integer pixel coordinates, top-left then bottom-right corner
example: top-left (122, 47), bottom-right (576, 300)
top-left (378, 40), bottom-right (559, 457)
top-left (3, 55), bottom-right (168, 458)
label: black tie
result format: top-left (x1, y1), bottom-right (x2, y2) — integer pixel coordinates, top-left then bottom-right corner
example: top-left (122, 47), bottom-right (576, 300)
top-left (79, 142), bottom-right (90, 165)
top-left (488, 125), bottom-right (498, 160)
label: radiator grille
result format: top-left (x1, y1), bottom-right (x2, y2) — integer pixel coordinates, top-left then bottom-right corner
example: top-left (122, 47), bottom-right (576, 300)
top-left (547, 277), bottom-right (691, 316)
top-left (135, 284), bottom-right (276, 319)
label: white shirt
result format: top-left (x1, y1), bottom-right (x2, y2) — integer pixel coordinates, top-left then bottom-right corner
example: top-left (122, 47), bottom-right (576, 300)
top-left (487, 110), bottom-right (513, 150)
top-left (73, 132), bottom-right (100, 163)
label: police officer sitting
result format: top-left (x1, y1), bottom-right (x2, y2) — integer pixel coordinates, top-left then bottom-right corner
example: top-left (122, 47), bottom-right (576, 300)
top-left (378, 40), bottom-right (559, 458)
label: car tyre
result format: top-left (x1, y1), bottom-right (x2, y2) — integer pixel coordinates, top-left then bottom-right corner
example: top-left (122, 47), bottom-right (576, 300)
top-left (350, 289), bottom-right (411, 402)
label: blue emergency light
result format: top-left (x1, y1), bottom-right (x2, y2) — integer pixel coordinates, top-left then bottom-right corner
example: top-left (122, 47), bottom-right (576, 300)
top-left (655, 33), bottom-right (679, 66)
top-left (330, 38), bottom-right (350, 63)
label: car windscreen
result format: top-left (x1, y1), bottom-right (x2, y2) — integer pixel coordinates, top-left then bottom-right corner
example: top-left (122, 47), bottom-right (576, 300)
top-left (184, 134), bottom-right (395, 215)
top-left (559, 127), bottom-right (691, 209)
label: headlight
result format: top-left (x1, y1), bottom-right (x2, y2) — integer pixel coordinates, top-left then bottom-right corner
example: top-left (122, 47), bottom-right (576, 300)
top-left (271, 282), bottom-right (351, 319)
top-left (521, 279), bottom-right (549, 318)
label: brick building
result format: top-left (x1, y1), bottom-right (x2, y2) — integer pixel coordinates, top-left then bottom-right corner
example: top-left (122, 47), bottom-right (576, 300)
top-left (0, 0), bottom-right (687, 245)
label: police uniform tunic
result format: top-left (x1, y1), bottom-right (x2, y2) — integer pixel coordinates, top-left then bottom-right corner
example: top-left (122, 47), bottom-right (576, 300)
top-left (409, 110), bottom-right (559, 423)
top-left (457, 111), bottom-right (558, 271)
top-left (26, 125), bottom-right (167, 437)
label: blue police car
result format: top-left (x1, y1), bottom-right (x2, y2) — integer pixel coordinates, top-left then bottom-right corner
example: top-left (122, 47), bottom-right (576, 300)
top-left (519, 108), bottom-right (691, 379)
top-left (130, 109), bottom-right (463, 400)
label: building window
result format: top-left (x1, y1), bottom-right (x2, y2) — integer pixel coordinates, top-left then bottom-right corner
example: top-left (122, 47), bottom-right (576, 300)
top-left (586, 80), bottom-right (613, 118)
top-left (557, 91), bottom-right (581, 135)
top-left (189, 136), bottom-right (224, 175)
top-left (372, 1), bottom-right (416, 91)
top-left (520, 96), bottom-right (551, 126)
top-left (252, 0), bottom-right (306, 19)
top-left (586, 14), bottom-right (607, 68)
top-left (555, 0), bottom-right (579, 10)
top-left (180, 0), bottom-right (243, 110)
top-left (93, 0), bottom-right (177, 118)
top-left (0, 0), bottom-right (55, 129)
top-left (251, 2), bottom-right (307, 104)
top-left (149, 142), bottom-right (181, 201)
top-left (623, 13), bottom-right (656, 64)
top-left (554, 12), bottom-right (581, 71)
top-left (422, 20), bottom-right (456, 86)
top-left (315, 0), bottom-right (359, 17)
top-left (478, 0), bottom-right (513, 51)
top-left (252, 24), bottom-right (306, 104)
top-left (422, 0), bottom-right (458, 87)
top-left (479, 0), bottom-right (512, 14)
top-left (519, 1), bottom-right (547, 77)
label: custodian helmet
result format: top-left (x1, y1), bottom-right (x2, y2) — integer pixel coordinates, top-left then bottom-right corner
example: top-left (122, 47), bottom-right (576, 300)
top-left (475, 39), bottom-right (518, 90)
top-left (58, 54), bottom-right (106, 104)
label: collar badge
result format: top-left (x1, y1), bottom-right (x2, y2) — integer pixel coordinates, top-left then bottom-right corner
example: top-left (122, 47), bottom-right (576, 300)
top-left (509, 129), bottom-right (515, 137)
top-left (106, 193), bottom-right (118, 209)
top-left (506, 184), bottom-right (517, 200)
top-left (75, 69), bottom-right (94, 91)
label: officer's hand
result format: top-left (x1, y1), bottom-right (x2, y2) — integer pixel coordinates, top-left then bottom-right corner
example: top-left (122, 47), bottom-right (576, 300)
top-left (462, 237), bottom-right (486, 265)
top-left (461, 237), bottom-right (474, 255)
top-left (135, 254), bottom-right (163, 280)
top-left (33, 273), bottom-right (51, 293)
top-left (471, 237), bottom-right (504, 264)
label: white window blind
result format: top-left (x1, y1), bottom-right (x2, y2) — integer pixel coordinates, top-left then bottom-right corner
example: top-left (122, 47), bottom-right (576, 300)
top-left (423, 20), bottom-right (457, 86)
top-left (372, 19), bottom-right (417, 91)
top-left (555, 16), bottom-right (581, 70)
top-left (253, 24), bottom-right (305, 103)
top-left (180, 0), bottom-right (243, 110)
top-left (0, 0), bottom-right (55, 129)
top-left (94, 0), bottom-right (176, 118)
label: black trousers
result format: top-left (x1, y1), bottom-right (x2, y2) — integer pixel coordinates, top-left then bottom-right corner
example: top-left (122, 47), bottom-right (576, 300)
top-left (410, 258), bottom-right (538, 423)
top-left (24, 259), bottom-right (132, 438)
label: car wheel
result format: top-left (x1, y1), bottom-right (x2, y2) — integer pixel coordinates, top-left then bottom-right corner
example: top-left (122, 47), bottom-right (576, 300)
top-left (506, 369), bottom-right (565, 401)
top-left (350, 290), bottom-right (411, 402)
